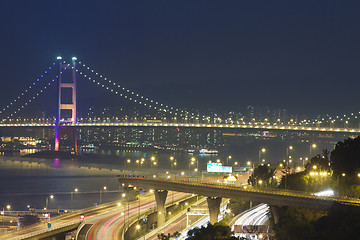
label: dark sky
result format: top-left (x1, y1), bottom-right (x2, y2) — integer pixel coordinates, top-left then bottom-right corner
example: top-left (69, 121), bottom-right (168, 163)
top-left (0, 0), bottom-right (359, 117)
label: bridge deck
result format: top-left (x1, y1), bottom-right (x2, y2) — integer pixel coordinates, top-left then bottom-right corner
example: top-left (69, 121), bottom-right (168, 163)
top-left (118, 176), bottom-right (360, 210)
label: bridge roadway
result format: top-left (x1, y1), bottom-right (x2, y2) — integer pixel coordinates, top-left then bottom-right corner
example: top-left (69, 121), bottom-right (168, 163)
top-left (1, 191), bottom-right (190, 240)
top-left (0, 122), bottom-right (359, 133)
top-left (118, 176), bottom-right (360, 211)
top-left (0, 200), bottom-right (130, 240)
top-left (83, 191), bottom-right (190, 240)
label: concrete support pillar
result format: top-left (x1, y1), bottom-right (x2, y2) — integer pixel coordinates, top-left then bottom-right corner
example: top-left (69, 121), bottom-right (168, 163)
top-left (271, 206), bottom-right (281, 224)
top-left (154, 190), bottom-right (168, 226)
top-left (207, 197), bottom-right (222, 224)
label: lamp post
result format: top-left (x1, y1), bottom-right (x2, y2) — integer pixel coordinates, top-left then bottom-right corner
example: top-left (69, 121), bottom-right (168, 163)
top-left (247, 161), bottom-right (255, 186)
top-left (286, 146), bottom-right (293, 158)
top-left (1, 208), bottom-right (4, 232)
top-left (100, 186), bottom-right (107, 204)
top-left (71, 188), bottom-right (78, 209)
top-left (45, 195), bottom-right (54, 209)
top-left (247, 161), bottom-right (254, 172)
top-left (1, 205), bottom-right (10, 232)
top-left (259, 148), bottom-right (266, 163)
top-left (227, 155), bottom-right (232, 166)
top-left (310, 144), bottom-right (317, 158)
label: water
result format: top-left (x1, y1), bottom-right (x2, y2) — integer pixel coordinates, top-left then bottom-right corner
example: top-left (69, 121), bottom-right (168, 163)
top-left (0, 132), bottom-right (346, 211)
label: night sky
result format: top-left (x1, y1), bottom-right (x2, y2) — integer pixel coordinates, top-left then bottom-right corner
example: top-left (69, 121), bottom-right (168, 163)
top-left (0, 1), bottom-right (359, 117)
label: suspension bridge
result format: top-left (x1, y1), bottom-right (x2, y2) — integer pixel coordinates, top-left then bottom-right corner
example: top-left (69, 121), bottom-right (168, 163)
top-left (0, 56), bottom-right (359, 151)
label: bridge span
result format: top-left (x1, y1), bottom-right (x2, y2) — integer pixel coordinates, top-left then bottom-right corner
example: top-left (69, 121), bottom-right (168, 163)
top-left (118, 176), bottom-right (360, 224)
top-left (0, 122), bottom-right (359, 134)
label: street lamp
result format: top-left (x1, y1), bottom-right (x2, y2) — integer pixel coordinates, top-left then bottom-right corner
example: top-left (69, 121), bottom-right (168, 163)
top-left (286, 146), bottom-right (293, 158)
top-left (190, 157), bottom-right (197, 170)
top-left (310, 144), bottom-right (317, 158)
top-left (2, 205), bottom-right (10, 231)
top-left (100, 186), bottom-right (107, 204)
top-left (45, 195), bottom-right (54, 209)
top-left (71, 188), bottom-right (79, 209)
top-left (227, 155), bottom-right (232, 166)
top-left (169, 156), bottom-right (176, 169)
top-left (259, 148), bottom-right (266, 163)
top-left (247, 161), bottom-right (254, 171)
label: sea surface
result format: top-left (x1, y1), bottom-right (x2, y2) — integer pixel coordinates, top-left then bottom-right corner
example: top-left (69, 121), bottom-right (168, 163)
top-left (0, 134), bottom-right (344, 211)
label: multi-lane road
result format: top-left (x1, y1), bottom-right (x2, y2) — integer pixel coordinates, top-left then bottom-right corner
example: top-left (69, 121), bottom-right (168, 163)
top-left (0, 191), bottom-right (190, 240)
top-left (84, 191), bottom-right (190, 240)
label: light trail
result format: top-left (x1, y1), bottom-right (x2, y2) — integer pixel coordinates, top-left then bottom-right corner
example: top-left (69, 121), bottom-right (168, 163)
top-left (86, 191), bottom-right (189, 240)
top-left (174, 201), bottom-right (228, 240)
top-left (229, 203), bottom-right (270, 240)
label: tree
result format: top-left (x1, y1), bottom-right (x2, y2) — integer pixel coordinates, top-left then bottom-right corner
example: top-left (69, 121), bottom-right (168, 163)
top-left (273, 206), bottom-right (326, 240)
top-left (248, 164), bottom-right (275, 187)
top-left (330, 136), bottom-right (360, 177)
top-left (273, 205), bottom-right (360, 240)
top-left (157, 231), bottom-right (180, 240)
top-left (186, 221), bottom-right (240, 240)
top-left (305, 154), bottom-right (331, 173)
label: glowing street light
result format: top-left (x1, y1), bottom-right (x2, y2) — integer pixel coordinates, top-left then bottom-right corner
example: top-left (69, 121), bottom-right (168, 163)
top-left (286, 146), bottom-right (293, 158)
top-left (259, 148), bottom-right (266, 163)
top-left (310, 143), bottom-right (317, 158)
top-left (227, 155), bottom-right (232, 165)
top-left (46, 195), bottom-right (54, 209)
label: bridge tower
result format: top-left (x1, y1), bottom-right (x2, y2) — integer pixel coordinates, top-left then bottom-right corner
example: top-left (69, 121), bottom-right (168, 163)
top-left (55, 56), bottom-right (77, 152)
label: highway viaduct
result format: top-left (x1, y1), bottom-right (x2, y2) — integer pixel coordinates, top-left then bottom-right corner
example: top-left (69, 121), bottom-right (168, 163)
top-left (118, 176), bottom-right (360, 225)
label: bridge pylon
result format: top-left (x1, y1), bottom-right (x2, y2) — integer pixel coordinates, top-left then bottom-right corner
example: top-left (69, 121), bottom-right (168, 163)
top-left (55, 56), bottom-right (77, 152)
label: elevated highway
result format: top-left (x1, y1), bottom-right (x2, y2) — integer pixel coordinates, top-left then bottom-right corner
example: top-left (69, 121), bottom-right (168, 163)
top-left (118, 176), bottom-right (360, 216)
top-left (0, 201), bottom-right (127, 240)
